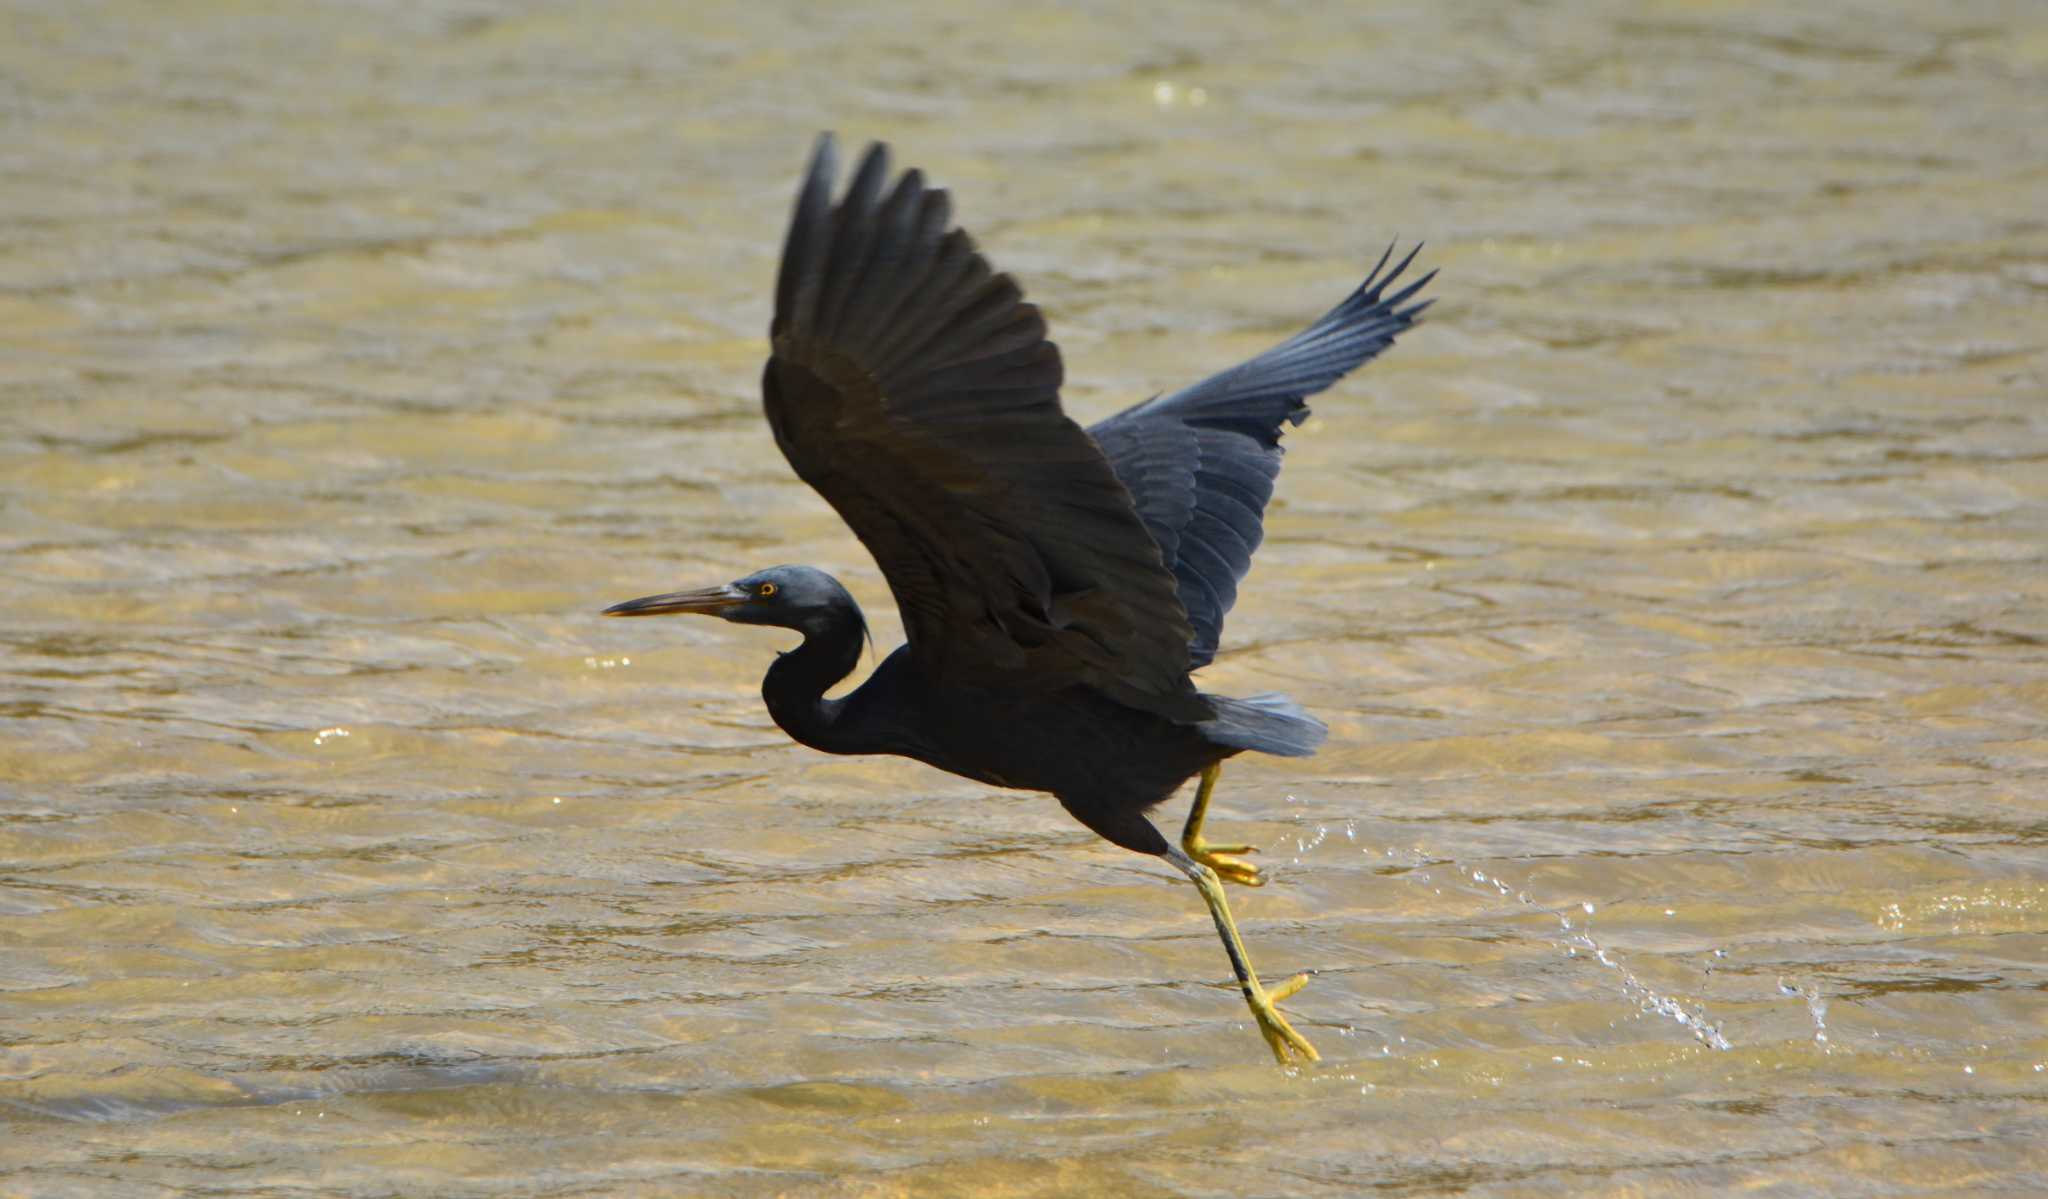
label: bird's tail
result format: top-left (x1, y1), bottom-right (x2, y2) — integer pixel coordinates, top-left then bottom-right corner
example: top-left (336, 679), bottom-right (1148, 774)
top-left (1199, 692), bottom-right (1327, 758)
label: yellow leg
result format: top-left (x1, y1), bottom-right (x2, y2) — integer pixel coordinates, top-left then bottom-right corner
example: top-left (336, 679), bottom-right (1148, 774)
top-left (1182, 762), bottom-right (1262, 886)
top-left (1168, 844), bottom-right (1319, 1064)
top-left (1171, 762), bottom-right (1317, 1064)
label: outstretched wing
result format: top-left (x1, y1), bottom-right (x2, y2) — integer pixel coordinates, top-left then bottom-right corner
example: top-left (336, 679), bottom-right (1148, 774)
top-left (764, 134), bottom-right (1209, 721)
top-left (1090, 247), bottom-right (1433, 667)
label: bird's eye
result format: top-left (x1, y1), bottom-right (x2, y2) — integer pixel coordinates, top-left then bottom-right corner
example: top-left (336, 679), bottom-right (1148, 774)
top-left (757, 582), bottom-right (777, 598)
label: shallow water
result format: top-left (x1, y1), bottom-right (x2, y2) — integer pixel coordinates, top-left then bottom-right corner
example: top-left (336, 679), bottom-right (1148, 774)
top-left (4, 1), bottom-right (2045, 1195)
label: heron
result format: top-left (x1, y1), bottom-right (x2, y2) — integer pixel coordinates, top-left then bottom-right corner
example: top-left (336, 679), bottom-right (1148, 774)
top-left (606, 134), bottom-right (1431, 1063)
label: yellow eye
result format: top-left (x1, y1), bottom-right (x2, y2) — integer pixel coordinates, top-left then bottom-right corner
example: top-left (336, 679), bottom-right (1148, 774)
top-left (757, 582), bottom-right (777, 597)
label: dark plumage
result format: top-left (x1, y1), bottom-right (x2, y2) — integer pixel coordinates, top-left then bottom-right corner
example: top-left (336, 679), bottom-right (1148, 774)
top-left (607, 134), bottom-right (1432, 1063)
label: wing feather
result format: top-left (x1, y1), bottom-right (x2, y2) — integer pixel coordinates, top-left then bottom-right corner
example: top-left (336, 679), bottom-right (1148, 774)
top-left (765, 135), bottom-right (1209, 721)
top-left (1091, 245), bottom-right (1433, 667)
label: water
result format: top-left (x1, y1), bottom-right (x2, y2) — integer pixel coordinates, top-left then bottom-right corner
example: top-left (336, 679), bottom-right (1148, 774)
top-left (5, 1), bottom-right (2046, 1194)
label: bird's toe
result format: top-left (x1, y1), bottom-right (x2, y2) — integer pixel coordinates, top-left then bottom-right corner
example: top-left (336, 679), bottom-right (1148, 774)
top-left (1187, 838), bottom-right (1264, 886)
top-left (1251, 975), bottom-right (1319, 1064)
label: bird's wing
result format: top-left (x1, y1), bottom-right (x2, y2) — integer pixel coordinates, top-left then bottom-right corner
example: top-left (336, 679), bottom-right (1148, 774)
top-left (1090, 247), bottom-right (1433, 667)
top-left (764, 134), bottom-right (1210, 721)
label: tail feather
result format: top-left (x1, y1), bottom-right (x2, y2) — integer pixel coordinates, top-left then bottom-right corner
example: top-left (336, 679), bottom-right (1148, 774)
top-left (1200, 692), bottom-right (1327, 758)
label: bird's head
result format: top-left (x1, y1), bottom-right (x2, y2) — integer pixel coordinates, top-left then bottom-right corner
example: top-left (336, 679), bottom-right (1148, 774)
top-left (603, 564), bottom-right (862, 638)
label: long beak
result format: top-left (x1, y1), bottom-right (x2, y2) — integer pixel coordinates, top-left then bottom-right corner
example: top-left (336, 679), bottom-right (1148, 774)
top-left (602, 583), bottom-right (749, 617)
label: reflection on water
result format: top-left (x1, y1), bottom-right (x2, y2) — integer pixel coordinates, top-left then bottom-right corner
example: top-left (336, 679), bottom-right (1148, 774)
top-left (11, 1058), bottom-right (522, 1125)
top-left (4, 0), bottom-right (2047, 1194)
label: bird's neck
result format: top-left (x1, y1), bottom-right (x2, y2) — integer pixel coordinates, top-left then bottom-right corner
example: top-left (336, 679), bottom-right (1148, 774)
top-left (761, 608), bottom-right (867, 754)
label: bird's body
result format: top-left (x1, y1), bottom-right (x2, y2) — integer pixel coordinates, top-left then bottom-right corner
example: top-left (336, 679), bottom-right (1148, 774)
top-left (608, 134), bottom-right (1431, 1063)
top-left (751, 607), bottom-right (1281, 854)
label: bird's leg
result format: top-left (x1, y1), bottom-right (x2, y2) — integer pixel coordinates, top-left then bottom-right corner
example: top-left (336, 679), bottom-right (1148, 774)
top-left (1165, 844), bottom-right (1318, 1064)
top-left (1181, 762), bottom-right (1262, 886)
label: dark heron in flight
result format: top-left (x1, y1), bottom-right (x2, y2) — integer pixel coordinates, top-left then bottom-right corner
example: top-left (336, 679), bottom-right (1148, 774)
top-left (607, 134), bottom-right (1431, 1063)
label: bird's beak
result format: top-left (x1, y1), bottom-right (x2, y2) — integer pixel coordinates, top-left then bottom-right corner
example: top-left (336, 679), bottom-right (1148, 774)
top-left (602, 583), bottom-right (749, 618)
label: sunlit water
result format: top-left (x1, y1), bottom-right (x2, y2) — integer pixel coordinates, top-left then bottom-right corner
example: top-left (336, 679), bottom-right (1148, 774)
top-left (4, 2), bottom-right (2045, 1195)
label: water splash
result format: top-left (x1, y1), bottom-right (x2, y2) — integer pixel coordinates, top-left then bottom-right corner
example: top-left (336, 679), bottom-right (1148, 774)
top-left (1292, 823), bottom-right (1332, 857)
top-left (1345, 841), bottom-right (1735, 1051)
top-left (1554, 899), bottom-right (1733, 1051)
top-left (1779, 979), bottom-right (1831, 1052)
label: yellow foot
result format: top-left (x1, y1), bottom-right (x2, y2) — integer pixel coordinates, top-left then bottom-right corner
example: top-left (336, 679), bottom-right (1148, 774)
top-left (1249, 972), bottom-right (1320, 1064)
top-left (1186, 836), bottom-right (1263, 887)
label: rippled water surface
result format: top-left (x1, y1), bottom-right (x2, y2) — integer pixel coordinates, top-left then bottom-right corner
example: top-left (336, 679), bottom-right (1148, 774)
top-left (4, 2), bottom-right (2045, 1195)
